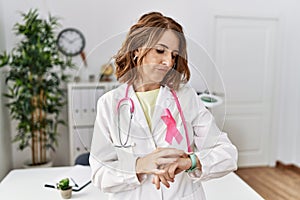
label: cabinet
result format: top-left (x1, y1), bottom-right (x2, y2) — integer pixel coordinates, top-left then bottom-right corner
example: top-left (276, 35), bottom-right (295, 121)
top-left (67, 82), bottom-right (119, 165)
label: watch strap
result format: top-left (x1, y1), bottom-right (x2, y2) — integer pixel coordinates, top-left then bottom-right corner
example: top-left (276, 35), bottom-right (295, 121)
top-left (185, 153), bottom-right (197, 172)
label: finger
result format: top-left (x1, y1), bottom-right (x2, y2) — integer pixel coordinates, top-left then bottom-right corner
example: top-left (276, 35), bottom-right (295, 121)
top-left (159, 165), bottom-right (174, 182)
top-left (182, 152), bottom-right (190, 158)
top-left (158, 175), bottom-right (170, 188)
top-left (154, 175), bottom-right (160, 190)
top-left (175, 167), bottom-right (183, 175)
top-left (161, 166), bottom-right (174, 182)
top-left (155, 147), bottom-right (185, 156)
top-left (151, 169), bottom-right (166, 175)
top-left (156, 148), bottom-right (185, 157)
top-left (165, 172), bottom-right (174, 183)
top-left (168, 163), bottom-right (178, 179)
top-left (186, 151), bottom-right (194, 155)
top-left (156, 157), bottom-right (178, 165)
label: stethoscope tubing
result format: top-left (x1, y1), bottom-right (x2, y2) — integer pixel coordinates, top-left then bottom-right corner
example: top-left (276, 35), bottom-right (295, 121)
top-left (115, 83), bottom-right (135, 148)
top-left (115, 84), bottom-right (191, 151)
top-left (117, 103), bottom-right (133, 148)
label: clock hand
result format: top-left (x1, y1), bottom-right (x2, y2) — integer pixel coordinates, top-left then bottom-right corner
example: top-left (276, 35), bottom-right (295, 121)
top-left (70, 37), bottom-right (81, 44)
top-left (61, 34), bottom-right (73, 43)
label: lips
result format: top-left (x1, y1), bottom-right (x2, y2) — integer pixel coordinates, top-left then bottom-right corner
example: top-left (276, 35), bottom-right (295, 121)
top-left (155, 66), bottom-right (169, 72)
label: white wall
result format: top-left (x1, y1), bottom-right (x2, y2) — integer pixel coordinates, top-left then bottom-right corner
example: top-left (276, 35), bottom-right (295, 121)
top-left (0, 0), bottom-right (299, 168)
top-left (0, 0), bottom-right (13, 180)
top-left (0, 73), bottom-right (12, 181)
top-left (275, 0), bottom-right (300, 167)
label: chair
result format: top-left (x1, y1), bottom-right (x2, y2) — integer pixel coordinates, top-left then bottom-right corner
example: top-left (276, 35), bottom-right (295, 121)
top-left (75, 152), bottom-right (90, 166)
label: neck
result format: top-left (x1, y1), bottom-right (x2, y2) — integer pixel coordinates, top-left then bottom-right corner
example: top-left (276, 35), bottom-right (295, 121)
top-left (133, 82), bottom-right (160, 92)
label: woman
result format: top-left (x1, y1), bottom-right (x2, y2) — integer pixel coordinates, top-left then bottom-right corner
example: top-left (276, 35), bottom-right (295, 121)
top-left (89, 12), bottom-right (237, 200)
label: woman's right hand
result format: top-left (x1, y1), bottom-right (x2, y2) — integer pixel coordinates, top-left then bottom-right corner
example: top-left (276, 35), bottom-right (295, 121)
top-left (136, 148), bottom-right (186, 175)
top-left (152, 157), bottom-right (192, 189)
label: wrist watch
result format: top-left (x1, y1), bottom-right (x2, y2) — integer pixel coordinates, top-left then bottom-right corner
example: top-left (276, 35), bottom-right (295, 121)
top-left (185, 154), bottom-right (203, 177)
top-left (185, 153), bottom-right (197, 172)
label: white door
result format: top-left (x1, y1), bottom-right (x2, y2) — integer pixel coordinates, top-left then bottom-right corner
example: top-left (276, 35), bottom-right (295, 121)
top-left (213, 15), bottom-right (279, 166)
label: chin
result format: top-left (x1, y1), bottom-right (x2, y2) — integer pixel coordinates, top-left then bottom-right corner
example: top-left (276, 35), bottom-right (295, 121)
top-left (152, 76), bottom-right (166, 83)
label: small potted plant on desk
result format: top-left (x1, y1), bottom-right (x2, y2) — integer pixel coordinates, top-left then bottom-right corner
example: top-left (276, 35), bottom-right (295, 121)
top-left (57, 178), bottom-right (72, 199)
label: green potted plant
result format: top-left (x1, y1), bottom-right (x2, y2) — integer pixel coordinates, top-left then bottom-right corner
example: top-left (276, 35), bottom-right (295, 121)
top-left (0, 9), bottom-right (74, 166)
top-left (57, 178), bottom-right (72, 199)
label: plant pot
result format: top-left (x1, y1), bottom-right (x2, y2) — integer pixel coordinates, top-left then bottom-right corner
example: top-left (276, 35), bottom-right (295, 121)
top-left (59, 187), bottom-right (72, 199)
top-left (22, 160), bottom-right (53, 169)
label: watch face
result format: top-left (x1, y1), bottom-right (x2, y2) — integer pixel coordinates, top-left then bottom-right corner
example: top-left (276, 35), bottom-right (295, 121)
top-left (57, 28), bottom-right (85, 56)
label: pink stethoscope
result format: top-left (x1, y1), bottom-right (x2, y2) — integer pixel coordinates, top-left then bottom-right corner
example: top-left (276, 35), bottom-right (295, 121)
top-left (116, 84), bottom-right (192, 152)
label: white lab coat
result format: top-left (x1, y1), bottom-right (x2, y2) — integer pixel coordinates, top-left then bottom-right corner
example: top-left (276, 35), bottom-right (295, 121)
top-left (89, 83), bottom-right (238, 200)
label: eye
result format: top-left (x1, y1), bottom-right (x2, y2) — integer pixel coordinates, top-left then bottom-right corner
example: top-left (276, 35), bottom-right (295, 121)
top-left (155, 48), bottom-right (165, 54)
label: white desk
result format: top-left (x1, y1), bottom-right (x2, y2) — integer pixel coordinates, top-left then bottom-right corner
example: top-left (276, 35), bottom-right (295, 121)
top-left (0, 166), bottom-right (263, 200)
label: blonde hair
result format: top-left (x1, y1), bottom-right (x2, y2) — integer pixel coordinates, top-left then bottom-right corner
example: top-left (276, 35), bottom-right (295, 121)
top-left (114, 12), bottom-right (190, 90)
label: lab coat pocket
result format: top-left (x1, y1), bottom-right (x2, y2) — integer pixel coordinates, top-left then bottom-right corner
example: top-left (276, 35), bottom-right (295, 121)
top-left (180, 182), bottom-right (206, 200)
top-left (114, 146), bottom-right (137, 174)
top-left (114, 145), bottom-right (134, 155)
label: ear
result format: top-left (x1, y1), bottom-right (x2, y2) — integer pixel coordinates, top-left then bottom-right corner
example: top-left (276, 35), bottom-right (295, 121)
top-left (134, 48), bottom-right (141, 58)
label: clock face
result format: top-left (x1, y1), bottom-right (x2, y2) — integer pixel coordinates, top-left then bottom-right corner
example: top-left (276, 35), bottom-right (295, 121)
top-left (57, 28), bottom-right (85, 56)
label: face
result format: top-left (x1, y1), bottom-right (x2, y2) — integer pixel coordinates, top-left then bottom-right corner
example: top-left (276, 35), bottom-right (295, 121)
top-left (135, 30), bottom-right (179, 90)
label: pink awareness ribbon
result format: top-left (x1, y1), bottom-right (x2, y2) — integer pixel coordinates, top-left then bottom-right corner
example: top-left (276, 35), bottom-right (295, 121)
top-left (161, 108), bottom-right (183, 145)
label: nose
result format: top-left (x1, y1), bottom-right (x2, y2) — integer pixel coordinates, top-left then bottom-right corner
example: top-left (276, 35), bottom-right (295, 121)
top-left (161, 52), bottom-right (173, 67)
top-left (161, 60), bottom-right (170, 66)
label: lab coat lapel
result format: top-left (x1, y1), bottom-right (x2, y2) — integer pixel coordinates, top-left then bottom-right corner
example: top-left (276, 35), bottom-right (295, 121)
top-left (151, 86), bottom-right (176, 134)
top-left (126, 85), bottom-right (151, 135)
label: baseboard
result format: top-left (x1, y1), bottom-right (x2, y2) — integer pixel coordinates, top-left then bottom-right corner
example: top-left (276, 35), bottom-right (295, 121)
top-left (276, 161), bottom-right (300, 175)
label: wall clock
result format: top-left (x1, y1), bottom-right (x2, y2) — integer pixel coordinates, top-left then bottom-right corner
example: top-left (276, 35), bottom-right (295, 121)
top-left (57, 28), bottom-right (86, 57)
